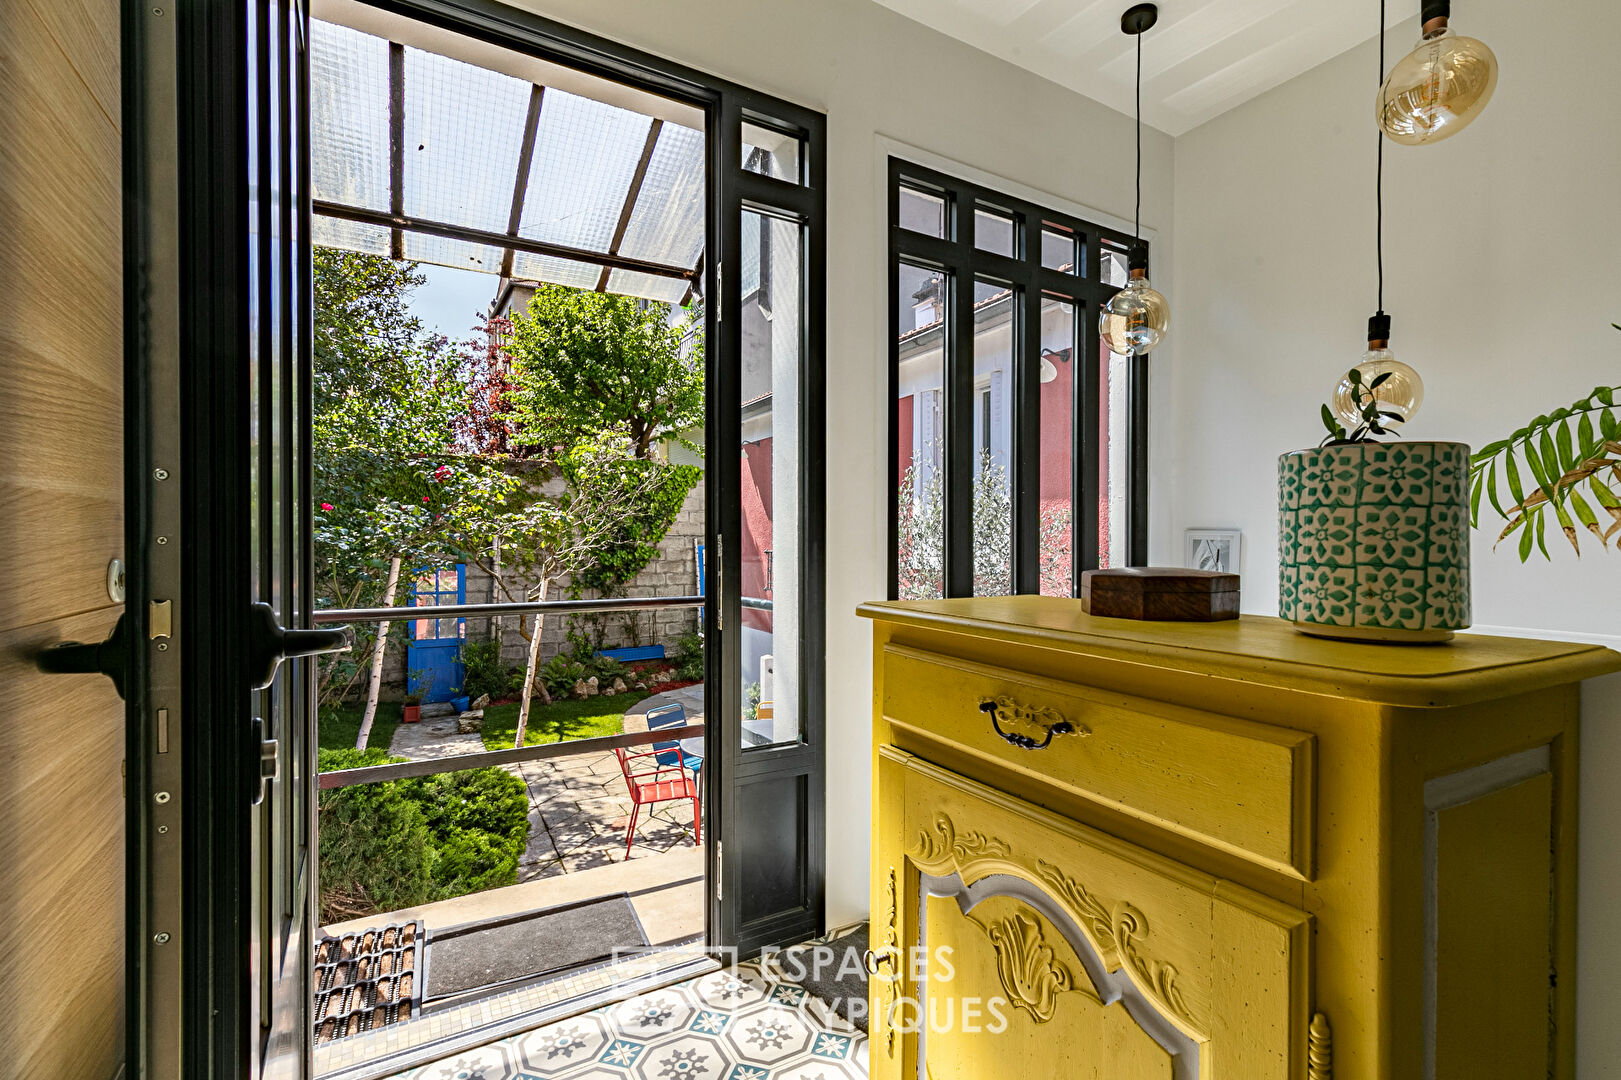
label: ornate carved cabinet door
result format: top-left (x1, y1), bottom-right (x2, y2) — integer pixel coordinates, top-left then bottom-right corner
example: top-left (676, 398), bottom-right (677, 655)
top-left (872, 747), bottom-right (1313, 1080)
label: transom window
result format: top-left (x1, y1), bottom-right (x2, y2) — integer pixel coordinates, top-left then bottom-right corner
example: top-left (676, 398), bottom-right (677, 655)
top-left (888, 158), bottom-right (1148, 600)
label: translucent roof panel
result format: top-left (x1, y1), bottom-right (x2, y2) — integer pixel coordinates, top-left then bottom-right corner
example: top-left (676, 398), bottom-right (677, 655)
top-left (616, 123), bottom-right (706, 270)
top-left (507, 251), bottom-right (602, 292)
top-left (308, 18), bottom-right (707, 301)
top-left (605, 269), bottom-right (691, 306)
top-left (402, 230), bottom-right (504, 274)
top-left (310, 20), bottom-right (391, 212)
top-left (313, 216), bottom-right (390, 256)
top-left (516, 90), bottom-right (654, 254)
top-left (403, 46), bottom-right (533, 234)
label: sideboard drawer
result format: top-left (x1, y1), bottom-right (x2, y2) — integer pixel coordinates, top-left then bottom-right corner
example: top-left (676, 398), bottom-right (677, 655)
top-left (881, 644), bottom-right (1315, 878)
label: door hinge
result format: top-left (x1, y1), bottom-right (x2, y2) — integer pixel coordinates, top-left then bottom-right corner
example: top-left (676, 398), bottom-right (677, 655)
top-left (716, 841), bottom-right (723, 901)
top-left (716, 536), bottom-right (724, 632)
top-left (716, 262), bottom-right (723, 321)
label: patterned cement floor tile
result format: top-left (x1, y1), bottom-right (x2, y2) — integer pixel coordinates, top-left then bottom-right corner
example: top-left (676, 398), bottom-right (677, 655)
top-left (388, 956), bottom-right (865, 1080)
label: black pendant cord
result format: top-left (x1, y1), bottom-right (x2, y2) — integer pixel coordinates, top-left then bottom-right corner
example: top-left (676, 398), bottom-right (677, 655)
top-left (1376, 0), bottom-right (1386, 316)
top-left (1135, 30), bottom-right (1143, 243)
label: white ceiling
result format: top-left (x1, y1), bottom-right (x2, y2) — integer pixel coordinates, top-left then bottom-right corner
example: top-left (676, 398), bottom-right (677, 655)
top-left (869, 0), bottom-right (1414, 136)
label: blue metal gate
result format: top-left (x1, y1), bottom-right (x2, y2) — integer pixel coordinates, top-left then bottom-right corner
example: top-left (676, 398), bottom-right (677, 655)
top-left (406, 565), bottom-right (465, 703)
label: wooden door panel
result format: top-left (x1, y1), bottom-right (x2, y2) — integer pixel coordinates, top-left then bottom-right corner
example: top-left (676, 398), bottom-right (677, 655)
top-left (874, 747), bottom-right (1311, 1080)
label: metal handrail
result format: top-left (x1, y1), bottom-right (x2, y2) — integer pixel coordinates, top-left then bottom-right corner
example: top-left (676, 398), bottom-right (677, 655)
top-left (319, 722), bottom-right (706, 790)
top-left (313, 594), bottom-right (705, 625)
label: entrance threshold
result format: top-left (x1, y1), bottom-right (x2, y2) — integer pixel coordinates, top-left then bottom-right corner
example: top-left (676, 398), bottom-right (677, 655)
top-left (316, 942), bottom-right (718, 1080)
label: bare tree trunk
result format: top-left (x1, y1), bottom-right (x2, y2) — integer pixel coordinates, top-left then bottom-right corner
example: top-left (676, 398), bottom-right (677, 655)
top-left (354, 555), bottom-right (402, 751)
top-left (513, 577), bottom-right (551, 748)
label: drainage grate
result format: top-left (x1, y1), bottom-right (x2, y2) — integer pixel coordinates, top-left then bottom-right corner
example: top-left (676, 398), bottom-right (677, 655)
top-left (314, 921), bottom-right (424, 1043)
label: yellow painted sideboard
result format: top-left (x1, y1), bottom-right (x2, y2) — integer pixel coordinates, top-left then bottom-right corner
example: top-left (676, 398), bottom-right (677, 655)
top-left (858, 597), bottom-right (1621, 1079)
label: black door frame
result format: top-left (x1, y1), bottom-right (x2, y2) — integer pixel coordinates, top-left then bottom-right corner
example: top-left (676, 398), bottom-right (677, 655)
top-left (126, 2), bottom-right (827, 1075)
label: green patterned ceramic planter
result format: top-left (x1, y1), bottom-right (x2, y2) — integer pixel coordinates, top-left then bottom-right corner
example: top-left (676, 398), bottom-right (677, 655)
top-left (1277, 441), bottom-right (1471, 643)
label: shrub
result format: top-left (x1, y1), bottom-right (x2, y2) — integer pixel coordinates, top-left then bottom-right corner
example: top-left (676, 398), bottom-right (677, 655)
top-left (316, 747), bottom-right (530, 924)
top-left (588, 655), bottom-right (632, 684)
top-left (460, 638), bottom-right (509, 702)
top-left (540, 653), bottom-right (587, 698)
top-left (672, 631), bottom-right (704, 682)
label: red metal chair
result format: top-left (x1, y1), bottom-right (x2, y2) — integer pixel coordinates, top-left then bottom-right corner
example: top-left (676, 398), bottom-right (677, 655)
top-left (613, 744), bottom-right (701, 858)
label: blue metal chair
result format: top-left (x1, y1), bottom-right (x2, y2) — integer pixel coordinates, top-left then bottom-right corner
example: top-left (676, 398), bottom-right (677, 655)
top-left (646, 701), bottom-right (703, 780)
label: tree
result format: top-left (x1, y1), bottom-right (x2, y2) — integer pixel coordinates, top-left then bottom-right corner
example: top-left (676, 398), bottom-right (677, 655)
top-left (896, 447), bottom-right (1072, 598)
top-left (313, 249), bottom-right (518, 746)
top-left (477, 436), bottom-right (679, 746)
top-left (503, 284), bottom-right (704, 459)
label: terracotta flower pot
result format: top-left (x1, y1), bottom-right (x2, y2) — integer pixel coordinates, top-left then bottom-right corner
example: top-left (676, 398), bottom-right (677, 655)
top-left (402, 704), bottom-right (421, 723)
top-left (1277, 440), bottom-right (1471, 643)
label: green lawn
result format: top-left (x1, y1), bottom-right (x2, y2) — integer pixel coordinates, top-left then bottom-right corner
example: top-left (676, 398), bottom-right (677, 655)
top-left (318, 701), bottom-right (404, 754)
top-left (479, 694), bottom-right (631, 750)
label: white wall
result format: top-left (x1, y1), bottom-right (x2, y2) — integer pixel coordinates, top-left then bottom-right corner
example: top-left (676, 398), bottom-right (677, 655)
top-left (501, 0), bottom-right (1174, 927)
top-left (1167, 1), bottom-right (1621, 1070)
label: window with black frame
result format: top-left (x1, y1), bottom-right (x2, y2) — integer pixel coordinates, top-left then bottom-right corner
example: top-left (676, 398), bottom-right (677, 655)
top-left (888, 158), bottom-right (1149, 601)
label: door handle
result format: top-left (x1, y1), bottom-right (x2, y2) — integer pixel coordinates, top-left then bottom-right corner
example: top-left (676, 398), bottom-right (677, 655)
top-left (248, 602), bottom-right (352, 690)
top-left (38, 614), bottom-right (127, 699)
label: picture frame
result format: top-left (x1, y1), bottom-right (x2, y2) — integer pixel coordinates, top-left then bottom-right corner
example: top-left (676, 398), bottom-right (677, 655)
top-left (1185, 529), bottom-right (1241, 574)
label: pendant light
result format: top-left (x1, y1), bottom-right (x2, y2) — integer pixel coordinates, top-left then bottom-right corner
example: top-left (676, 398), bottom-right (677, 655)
top-left (1376, 0), bottom-right (1498, 145)
top-left (1336, 0), bottom-right (1425, 430)
top-left (1102, 3), bottom-right (1169, 357)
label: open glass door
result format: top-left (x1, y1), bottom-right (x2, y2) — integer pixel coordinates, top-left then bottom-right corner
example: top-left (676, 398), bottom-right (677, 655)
top-left (126, 2), bottom-right (823, 1076)
top-left (125, 1), bottom-right (338, 1076)
top-left (710, 101), bottom-right (827, 956)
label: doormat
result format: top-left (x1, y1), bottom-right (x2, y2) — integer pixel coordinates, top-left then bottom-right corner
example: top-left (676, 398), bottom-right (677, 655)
top-left (422, 893), bottom-right (649, 1003)
top-left (314, 920), bottom-right (423, 1043)
top-left (776, 923), bottom-right (870, 1031)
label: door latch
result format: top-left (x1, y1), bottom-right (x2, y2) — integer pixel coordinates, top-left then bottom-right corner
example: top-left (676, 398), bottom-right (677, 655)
top-left (251, 715), bottom-right (279, 805)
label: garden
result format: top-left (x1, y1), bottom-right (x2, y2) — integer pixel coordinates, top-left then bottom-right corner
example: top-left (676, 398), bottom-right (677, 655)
top-left (311, 248), bottom-right (707, 922)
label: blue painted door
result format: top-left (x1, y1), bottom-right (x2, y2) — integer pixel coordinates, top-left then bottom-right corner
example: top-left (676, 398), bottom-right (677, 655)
top-left (407, 565), bottom-right (465, 703)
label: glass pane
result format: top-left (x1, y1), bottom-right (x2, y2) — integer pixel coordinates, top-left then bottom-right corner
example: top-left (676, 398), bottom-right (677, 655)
top-left (973, 279), bottom-right (1013, 596)
top-left (309, 20), bottom-right (390, 212)
top-left (742, 121), bottom-right (802, 184)
top-left (1041, 227), bottom-right (1078, 274)
top-left (1100, 242), bottom-right (1130, 287)
top-left (517, 89), bottom-right (654, 254)
top-left (1038, 298), bottom-right (1076, 596)
top-left (403, 45), bottom-right (531, 235)
top-left (1099, 324), bottom-right (1131, 568)
top-left (603, 268), bottom-right (691, 305)
top-left (896, 263), bottom-right (946, 600)
top-left (618, 122), bottom-right (706, 271)
top-left (974, 206), bottom-right (1015, 258)
top-left (740, 210), bottom-right (802, 749)
top-left (311, 216), bottom-right (389, 256)
top-left (898, 185), bottom-right (946, 238)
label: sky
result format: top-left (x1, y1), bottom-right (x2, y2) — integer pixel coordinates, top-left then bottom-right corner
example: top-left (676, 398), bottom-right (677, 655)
top-left (409, 262), bottom-right (503, 343)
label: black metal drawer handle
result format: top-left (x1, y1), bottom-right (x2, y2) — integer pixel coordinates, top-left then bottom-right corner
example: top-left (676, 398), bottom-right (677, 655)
top-left (979, 696), bottom-right (1089, 750)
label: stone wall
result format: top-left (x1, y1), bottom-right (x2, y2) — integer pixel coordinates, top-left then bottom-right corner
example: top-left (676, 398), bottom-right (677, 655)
top-left (373, 478), bottom-right (704, 695)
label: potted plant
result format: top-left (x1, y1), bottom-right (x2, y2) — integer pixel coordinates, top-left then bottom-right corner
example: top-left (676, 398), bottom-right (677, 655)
top-left (402, 692), bottom-right (422, 724)
top-left (1278, 367), bottom-right (1471, 643)
top-left (449, 686), bottom-right (470, 713)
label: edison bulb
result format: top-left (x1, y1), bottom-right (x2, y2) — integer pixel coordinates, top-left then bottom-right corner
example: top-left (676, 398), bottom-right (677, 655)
top-left (1376, 23), bottom-right (1497, 145)
top-left (1102, 273), bottom-right (1170, 356)
top-left (1332, 346), bottom-right (1424, 430)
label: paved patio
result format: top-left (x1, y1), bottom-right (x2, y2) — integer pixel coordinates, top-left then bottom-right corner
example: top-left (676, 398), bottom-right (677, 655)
top-left (387, 684), bottom-right (707, 881)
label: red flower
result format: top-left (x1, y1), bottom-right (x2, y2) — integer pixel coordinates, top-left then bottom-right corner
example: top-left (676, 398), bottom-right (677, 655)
top-left (320, 503), bottom-right (334, 511)
top-left (433, 465), bottom-right (451, 481)
top-left (422, 496), bottom-right (430, 503)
